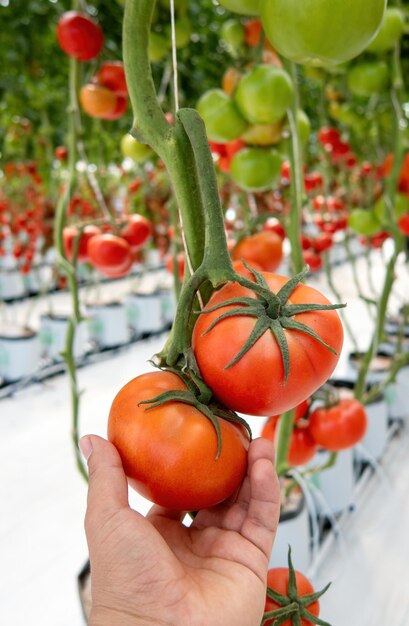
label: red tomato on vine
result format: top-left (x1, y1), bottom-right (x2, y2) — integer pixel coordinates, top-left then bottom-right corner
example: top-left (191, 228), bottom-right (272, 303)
top-left (57, 11), bottom-right (104, 61)
top-left (309, 398), bottom-right (368, 451)
top-left (232, 231), bottom-right (283, 273)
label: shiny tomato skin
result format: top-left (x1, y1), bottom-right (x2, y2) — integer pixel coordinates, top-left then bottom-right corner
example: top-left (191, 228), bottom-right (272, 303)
top-left (260, 0), bottom-right (386, 66)
top-left (108, 372), bottom-right (250, 510)
top-left (233, 231), bottom-right (283, 272)
top-left (102, 95), bottom-right (128, 121)
top-left (230, 147), bottom-right (282, 191)
top-left (197, 89), bottom-right (248, 144)
top-left (63, 224), bottom-right (100, 262)
top-left (97, 61), bottom-right (128, 96)
top-left (265, 568), bottom-right (319, 626)
top-left (120, 214), bottom-right (151, 249)
top-left (87, 234), bottom-right (133, 275)
top-left (309, 399), bottom-right (368, 451)
top-left (398, 214), bottom-right (409, 236)
top-left (57, 11), bottom-right (104, 61)
top-left (193, 273), bottom-right (343, 416)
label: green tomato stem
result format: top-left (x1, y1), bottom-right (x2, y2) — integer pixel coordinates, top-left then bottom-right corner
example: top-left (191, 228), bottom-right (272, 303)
top-left (275, 409), bottom-right (295, 476)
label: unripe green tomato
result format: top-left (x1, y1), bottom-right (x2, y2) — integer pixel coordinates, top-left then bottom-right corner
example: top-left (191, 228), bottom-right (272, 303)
top-left (231, 147), bottom-right (282, 191)
top-left (347, 61), bottom-right (389, 98)
top-left (221, 19), bottom-right (245, 48)
top-left (218, 0), bottom-right (261, 16)
top-left (261, 0), bottom-right (386, 66)
top-left (165, 16), bottom-right (192, 48)
top-left (348, 209), bottom-right (382, 236)
top-left (121, 134), bottom-right (153, 163)
top-left (367, 8), bottom-right (405, 53)
top-left (149, 32), bottom-right (170, 62)
top-left (241, 122), bottom-right (283, 146)
top-left (374, 194), bottom-right (409, 224)
top-left (234, 65), bottom-right (294, 125)
top-left (197, 89), bottom-right (248, 143)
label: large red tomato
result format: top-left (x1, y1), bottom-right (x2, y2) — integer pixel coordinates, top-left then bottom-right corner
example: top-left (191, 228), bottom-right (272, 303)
top-left (63, 224), bottom-right (100, 262)
top-left (309, 398), bottom-right (368, 451)
top-left (192, 273), bottom-right (343, 416)
top-left (87, 233), bottom-right (133, 277)
top-left (57, 11), bottom-right (104, 61)
top-left (232, 231), bottom-right (283, 272)
top-left (264, 568), bottom-right (319, 626)
top-left (108, 371), bottom-right (250, 510)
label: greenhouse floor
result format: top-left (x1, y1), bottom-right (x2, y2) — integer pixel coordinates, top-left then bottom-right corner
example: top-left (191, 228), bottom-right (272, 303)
top-left (1, 245), bottom-right (409, 626)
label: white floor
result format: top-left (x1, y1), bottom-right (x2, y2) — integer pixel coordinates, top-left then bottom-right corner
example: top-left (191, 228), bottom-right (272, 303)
top-left (1, 245), bottom-right (409, 626)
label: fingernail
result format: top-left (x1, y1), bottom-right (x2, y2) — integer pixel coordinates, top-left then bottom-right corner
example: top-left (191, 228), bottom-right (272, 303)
top-left (79, 436), bottom-right (93, 461)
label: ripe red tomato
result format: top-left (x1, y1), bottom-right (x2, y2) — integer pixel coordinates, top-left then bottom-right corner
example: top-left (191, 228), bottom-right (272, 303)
top-left (262, 418), bottom-right (317, 466)
top-left (303, 250), bottom-right (323, 272)
top-left (57, 11), bottom-right (104, 61)
top-left (108, 371), bottom-right (250, 510)
top-left (313, 233), bottom-right (333, 254)
top-left (263, 218), bottom-right (286, 241)
top-left (63, 224), bottom-right (101, 262)
top-left (192, 273), bottom-right (343, 416)
top-left (87, 233), bottom-right (133, 277)
top-left (233, 231), bottom-right (283, 272)
top-left (102, 95), bottom-right (128, 121)
top-left (309, 398), bottom-right (368, 451)
top-left (264, 568), bottom-right (319, 626)
top-left (97, 61), bottom-right (128, 96)
top-left (55, 146), bottom-right (68, 161)
top-left (79, 84), bottom-right (117, 119)
top-left (398, 214), bottom-right (409, 236)
top-left (120, 214), bottom-right (151, 249)
top-left (166, 252), bottom-right (185, 280)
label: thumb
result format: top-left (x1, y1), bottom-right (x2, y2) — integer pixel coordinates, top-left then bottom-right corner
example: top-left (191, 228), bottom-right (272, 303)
top-left (80, 435), bottom-right (130, 538)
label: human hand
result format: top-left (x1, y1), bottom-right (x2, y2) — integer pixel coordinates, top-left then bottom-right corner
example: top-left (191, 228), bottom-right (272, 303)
top-left (80, 435), bottom-right (280, 626)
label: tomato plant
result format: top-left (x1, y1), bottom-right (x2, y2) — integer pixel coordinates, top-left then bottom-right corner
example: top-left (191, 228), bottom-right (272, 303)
top-left (309, 398), bottom-right (368, 451)
top-left (234, 65), bottom-right (294, 125)
top-left (232, 231), bottom-right (283, 272)
top-left (260, 0), bottom-right (386, 66)
top-left (108, 371), bottom-right (250, 510)
top-left (192, 272), bottom-right (343, 416)
top-left (57, 11), bottom-right (104, 61)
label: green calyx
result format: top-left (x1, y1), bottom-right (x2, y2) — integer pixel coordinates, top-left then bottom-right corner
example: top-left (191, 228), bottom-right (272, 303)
top-left (262, 547), bottom-right (332, 626)
top-left (201, 265), bottom-right (345, 381)
top-left (138, 367), bottom-right (252, 459)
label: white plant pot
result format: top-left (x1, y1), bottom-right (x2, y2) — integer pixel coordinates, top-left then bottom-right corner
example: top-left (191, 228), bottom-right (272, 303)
top-left (39, 313), bottom-right (87, 362)
top-left (269, 494), bottom-right (311, 572)
top-left (0, 326), bottom-right (40, 382)
top-left (311, 448), bottom-right (355, 517)
top-left (86, 301), bottom-right (129, 349)
top-left (126, 292), bottom-right (164, 337)
top-left (357, 397), bottom-right (389, 462)
top-left (0, 268), bottom-right (26, 300)
top-left (160, 289), bottom-right (177, 326)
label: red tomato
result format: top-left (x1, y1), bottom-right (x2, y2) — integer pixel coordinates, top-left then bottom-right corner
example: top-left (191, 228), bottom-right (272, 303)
top-left (102, 95), bottom-right (128, 120)
top-left (233, 231), bottom-right (283, 272)
top-left (166, 252), bottom-right (185, 280)
top-left (398, 214), bottom-right (409, 236)
top-left (318, 126), bottom-right (341, 150)
top-left (264, 568), bottom-right (319, 626)
top-left (63, 224), bottom-right (101, 262)
top-left (108, 371), bottom-right (250, 510)
top-left (97, 61), bottom-right (128, 96)
top-left (55, 146), bottom-right (68, 161)
top-left (192, 273), bottom-right (343, 416)
top-left (120, 214), bottom-right (151, 249)
top-left (261, 418), bottom-right (316, 466)
top-left (304, 172), bottom-right (323, 192)
top-left (244, 19), bottom-right (263, 47)
top-left (57, 11), bottom-right (104, 61)
top-left (303, 250), bottom-right (323, 271)
top-left (313, 233), bottom-right (333, 254)
top-left (263, 218), bottom-right (286, 240)
top-left (87, 233), bottom-right (133, 277)
top-left (309, 398), bottom-right (368, 451)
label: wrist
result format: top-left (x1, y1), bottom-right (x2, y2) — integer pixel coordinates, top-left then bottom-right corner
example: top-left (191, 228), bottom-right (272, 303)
top-left (89, 607), bottom-right (163, 626)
